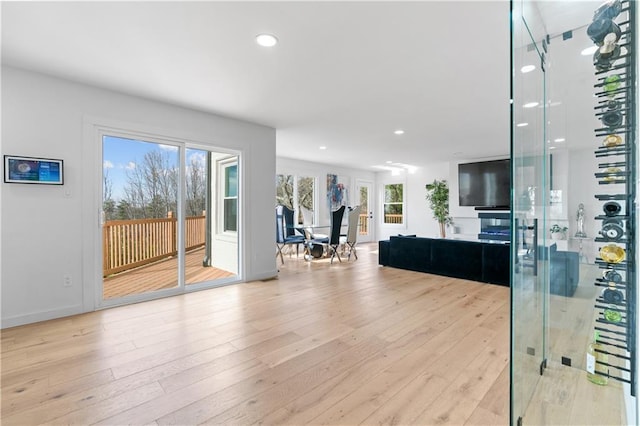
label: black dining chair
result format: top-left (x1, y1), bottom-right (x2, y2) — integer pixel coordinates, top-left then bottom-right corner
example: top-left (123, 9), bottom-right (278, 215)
top-left (309, 205), bottom-right (346, 263)
top-left (275, 205), bottom-right (305, 264)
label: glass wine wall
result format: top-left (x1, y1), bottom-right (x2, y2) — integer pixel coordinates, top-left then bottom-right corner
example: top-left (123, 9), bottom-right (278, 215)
top-left (589, 0), bottom-right (636, 395)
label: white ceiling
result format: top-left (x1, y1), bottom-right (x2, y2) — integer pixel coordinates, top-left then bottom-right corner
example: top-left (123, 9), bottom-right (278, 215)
top-left (2, 1), bottom-right (598, 171)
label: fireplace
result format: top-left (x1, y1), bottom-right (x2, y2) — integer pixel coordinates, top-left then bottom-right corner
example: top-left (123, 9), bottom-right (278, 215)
top-left (478, 212), bottom-right (511, 241)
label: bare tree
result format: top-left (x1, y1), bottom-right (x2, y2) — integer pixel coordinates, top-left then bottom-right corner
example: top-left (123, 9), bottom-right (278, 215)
top-left (116, 148), bottom-right (208, 220)
top-left (102, 169), bottom-right (116, 220)
top-left (297, 177), bottom-right (314, 210)
top-left (186, 154), bottom-right (206, 216)
top-left (276, 174), bottom-right (294, 209)
top-left (122, 162), bottom-right (148, 219)
top-left (121, 150), bottom-right (178, 219)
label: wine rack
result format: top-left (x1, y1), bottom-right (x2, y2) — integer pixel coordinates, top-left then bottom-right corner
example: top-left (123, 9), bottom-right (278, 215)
top-left (590, 0), bottom-right (636, 395)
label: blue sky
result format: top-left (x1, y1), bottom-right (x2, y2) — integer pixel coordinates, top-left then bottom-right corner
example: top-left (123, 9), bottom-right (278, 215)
top-left (102, 135), bottom-right (204, 201)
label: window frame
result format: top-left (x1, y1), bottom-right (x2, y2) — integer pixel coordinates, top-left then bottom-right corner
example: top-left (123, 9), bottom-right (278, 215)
top-left (218, 157), bottom-right (238, 234)
top-left (276, 173), bottom-right (317, 225)
top-left (381, 181), bottom-right (406, 227)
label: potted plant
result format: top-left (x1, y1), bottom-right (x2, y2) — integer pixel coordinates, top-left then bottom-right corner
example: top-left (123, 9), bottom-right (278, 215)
top-left (425, 179), bottom-right (453, 238)
top-left (550, 224), bottom-right (568, 240)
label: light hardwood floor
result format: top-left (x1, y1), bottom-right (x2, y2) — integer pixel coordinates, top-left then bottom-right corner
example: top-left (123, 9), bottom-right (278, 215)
top-left (1, 243), bottom-right (510, 425)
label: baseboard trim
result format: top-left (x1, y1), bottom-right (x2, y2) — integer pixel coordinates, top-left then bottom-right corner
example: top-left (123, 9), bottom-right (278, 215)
top-left (247, 269), bottom-right (279, 282)
top-left (1, 304), bottom-right (84, 329)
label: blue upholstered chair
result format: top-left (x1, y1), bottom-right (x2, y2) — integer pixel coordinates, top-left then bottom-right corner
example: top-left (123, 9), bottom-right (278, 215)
top-left (276, 205), bottom-right (305, 264)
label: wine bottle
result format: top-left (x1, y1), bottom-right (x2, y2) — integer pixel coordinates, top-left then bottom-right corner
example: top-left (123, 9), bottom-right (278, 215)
top-left (602, 286), bottom-right (624, 304)
top-left (603, 200), bottom-right (622, 216)
top-left (586, 331), bottom-right (608, 385)
top-left (602, 111), bottom-right (623, 128)
top-left (593, 33), bottom-right (621, 70)
top-left (603, 268), bottom-right (622, 283)
top-left (599, 244), bottom-right (625, 263)
top-left (603, 134), bottom-right (622, 147)
top-left (593, 0), bottom-right (622, 21)
top-left (605, 99), bottom-right (620, 110)
top-left (587, 18), bottom-right (621, 45)
top-left (604, 308), bottom-right (622, 323)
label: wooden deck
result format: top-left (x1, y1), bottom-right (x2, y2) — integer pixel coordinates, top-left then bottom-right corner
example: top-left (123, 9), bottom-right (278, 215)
top-left (103, 247), bottom-right (235, 299)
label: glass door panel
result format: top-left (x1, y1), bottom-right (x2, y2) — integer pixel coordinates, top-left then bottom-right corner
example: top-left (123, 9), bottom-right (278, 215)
top-left (356, 180), bottom-right (373, 242)
top-left (511, 0), bottom-right (550, 422)
top-left (101, 135), bottom-right (180, 301)
top-left (185, 149), bottom-right (238, 287)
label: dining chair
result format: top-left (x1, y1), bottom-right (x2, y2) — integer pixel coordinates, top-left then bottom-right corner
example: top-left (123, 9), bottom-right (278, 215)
top-left (309, 205), bottom-right (346, 263)
top-left (340, 205), bottom-right (361, 260)
top-left (300, 205), bottom-right (328, 240)
top-left (275, 205), bottom-right (305, 264)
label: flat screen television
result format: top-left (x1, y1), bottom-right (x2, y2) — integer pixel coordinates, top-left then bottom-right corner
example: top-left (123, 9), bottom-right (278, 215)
top-left (458, 159), bottom-right (510, 209)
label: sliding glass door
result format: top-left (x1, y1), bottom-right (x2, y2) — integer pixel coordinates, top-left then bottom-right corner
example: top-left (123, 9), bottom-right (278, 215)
top-left (101, 135), bottom-right (181, 301)
top-left (100, 132), bottom-right (240, 305)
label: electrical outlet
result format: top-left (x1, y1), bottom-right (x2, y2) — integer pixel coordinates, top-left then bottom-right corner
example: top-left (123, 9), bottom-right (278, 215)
top-left (63, 275), bottom-right (72, 287)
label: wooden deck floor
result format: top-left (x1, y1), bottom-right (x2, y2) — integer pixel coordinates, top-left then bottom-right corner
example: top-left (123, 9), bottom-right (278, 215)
top-left (103, 247), bottom-right (236, 299)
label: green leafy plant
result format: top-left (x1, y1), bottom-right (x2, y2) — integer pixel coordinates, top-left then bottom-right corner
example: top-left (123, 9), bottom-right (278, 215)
top-left (425, 179), bottom-right (453, 238)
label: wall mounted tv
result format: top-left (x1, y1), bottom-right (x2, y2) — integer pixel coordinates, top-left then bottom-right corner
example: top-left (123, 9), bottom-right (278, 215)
top-left (4, 155), bottom-right (64, 185)
top-left (458, 159), bottom-right (510, 209)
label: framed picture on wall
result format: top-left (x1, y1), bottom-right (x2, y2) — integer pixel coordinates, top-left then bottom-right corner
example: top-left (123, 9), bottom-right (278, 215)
top-left (327, 173), bottom-right (349, 211)
top-left (4, 155), bottom-right (64, 185)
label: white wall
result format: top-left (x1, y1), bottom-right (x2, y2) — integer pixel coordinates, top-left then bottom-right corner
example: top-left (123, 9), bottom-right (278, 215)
top-left (1, 67), bottom-right (276, 328)
top-left (376, 162), bottom-right (450, 241)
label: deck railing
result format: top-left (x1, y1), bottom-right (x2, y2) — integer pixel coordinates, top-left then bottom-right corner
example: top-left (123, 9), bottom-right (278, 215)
top-left (358, 214), bottom-right (368, 235)
top-left (357, 213), bottom-right (402, 233)
top-left (103, 215), bottom-right (205, 277)
top-left (384, 214), bottom-right (403, 224)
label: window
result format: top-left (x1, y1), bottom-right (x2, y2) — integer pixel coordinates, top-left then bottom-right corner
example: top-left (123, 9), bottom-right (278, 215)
top-left (222, 160), bottom-right (238, 232)
top-left (276, 174), bottom-right (294, 209)
top-left (383, 183), bottom-right (404, 224)
top-left (297, 176), bottom-right (315, 224)
top-left (275, 174), bottom-right (315, 224)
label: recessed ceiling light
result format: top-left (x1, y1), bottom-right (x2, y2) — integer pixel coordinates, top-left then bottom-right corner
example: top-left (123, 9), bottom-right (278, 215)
top-left (521, 65), bottom-right (536, 73)
top-left (256, 34), bottom-right (278, 47)
top-left (319, 146), bottom-right (327, 150)
top-left (516, 122), bottom-right (529, 127)
top-left (386, 160), bottom-right (393, 164)
top-left (549, 146), bottom-right (557, 150)
top-left (394, 130), bottom-right (405, 135)
top-left (523, 102), bottom-right (539, 108)
top-left (554, 138), bottom-right (566, 142)
top-left (581, 46), bottom-right (598, 56)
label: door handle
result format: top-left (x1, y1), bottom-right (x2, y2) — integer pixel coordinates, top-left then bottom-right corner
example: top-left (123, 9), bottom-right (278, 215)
top-left (532, 218), bottom-right (538, 277)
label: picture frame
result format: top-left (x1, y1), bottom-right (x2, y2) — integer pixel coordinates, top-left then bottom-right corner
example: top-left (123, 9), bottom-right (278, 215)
top-left (4, 155), bottom-right (64, 185)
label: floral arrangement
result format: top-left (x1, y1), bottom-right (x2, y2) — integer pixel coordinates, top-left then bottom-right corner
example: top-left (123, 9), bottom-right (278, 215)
top-left (550, 224), bottom-right (568, 234)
